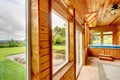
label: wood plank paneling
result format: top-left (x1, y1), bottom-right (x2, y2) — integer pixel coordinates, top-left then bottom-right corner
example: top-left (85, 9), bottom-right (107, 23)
top-left (69, 21), bottom-right (74, 61)
top-left (85, 23), bottom-right (90, 48)
top-left (40, 61), bottom-right (50, 72)
top-left (89, 48), bottom-right (120, 59)
top-left (40, 68), bottom-right (50, 79)
top-left (114, 27), bottom-right (120, 45)
top-left (105, 49), bottom-right (120, 59)
top-left (89, 48), bottom-right (105, 57)
top-left (52, 0), bottom-right (72, 20)
top-left (40, 11), bottom-right (49, 27)
top-left (42, 75), bottom-right (50, 80)
top-left (40, 41), bottom-right (49, 49)
top-left (40, 0), bottom-right (49, 13)
top-left (40, 48), bottom-right (49, 56)
top-left (40, 55), bottom-right (50, 64)
top-left (60, 65), bottom-right (74, 80)
top-left (40, 34), bottom-right (49, 41)
top-left (40, 27), bottom-right (49, 34)
top-left (39, 0), bottom-right (51, 78)
top-left (89, 25), bottom-right (117, 32)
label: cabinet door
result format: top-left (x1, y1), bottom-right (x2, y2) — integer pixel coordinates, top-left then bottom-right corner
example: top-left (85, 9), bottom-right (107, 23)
top-left (89, 48), bottom-right (104, 57)
top-left (105, 49), bottom-right (120, 59)
top-left (114, 50), bottom-right (120, 59)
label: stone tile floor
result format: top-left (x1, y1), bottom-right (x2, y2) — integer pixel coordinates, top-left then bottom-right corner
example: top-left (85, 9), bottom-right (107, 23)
top-left (77, 57), bottom-right (120, 80)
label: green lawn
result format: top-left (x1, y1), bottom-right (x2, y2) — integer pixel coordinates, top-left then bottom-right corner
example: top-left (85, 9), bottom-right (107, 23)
top-left (0, 47), bottom-right (25, 60)
top-left (53, 45), bottom-right (65, 50)
top-left (0, 47), bottom-right (26, 80)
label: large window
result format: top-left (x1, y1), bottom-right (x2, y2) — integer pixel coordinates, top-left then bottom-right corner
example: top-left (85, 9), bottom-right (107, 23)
top-left (52, 11), bottom-right (68, 74)
top-left (76, 29), bottom-right (82, 76)
top-left (91, 32), bottom-right (113, 44)
top-left (91, 32), bottom-right (101, 44)
top-left (103, 32), bottom-right (112, 44)
top-left (0, 0), bottom-right (26, 80)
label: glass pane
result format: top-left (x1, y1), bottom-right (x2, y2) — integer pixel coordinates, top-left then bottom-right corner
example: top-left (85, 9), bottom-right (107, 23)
top-left (91, 35), bottom-right (101, 44)
top-left (0, 0), bottom-right (26, 80)
top-left (52, 12), bottom-right (68, 74)
top-left (76, 30), bottom-right (82, 76)
top-left (103, 35), bottom-right (112, 44)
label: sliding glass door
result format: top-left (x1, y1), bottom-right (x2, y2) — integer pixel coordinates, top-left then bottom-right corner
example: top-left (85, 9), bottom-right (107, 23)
top-left (76, 29), bottom-right (82, 76)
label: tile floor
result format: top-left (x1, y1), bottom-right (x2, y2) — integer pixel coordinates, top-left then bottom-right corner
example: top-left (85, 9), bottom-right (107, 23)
top-left (77, 57), bottom-right (120, 80)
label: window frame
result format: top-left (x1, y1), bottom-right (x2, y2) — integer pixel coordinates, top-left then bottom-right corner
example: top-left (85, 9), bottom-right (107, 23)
top-left (27, 0), bottom-right (31, 80)
top-left (103, 32), bottom-right (113, 44)
top-left (76, 29), bottom-right (82, 76)
top-left (90, 31), bottom-right (113, 44)
top-left (52, 10), bottom-right (69, 75)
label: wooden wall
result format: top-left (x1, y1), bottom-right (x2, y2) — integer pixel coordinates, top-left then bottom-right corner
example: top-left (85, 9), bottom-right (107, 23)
top-left (54, 18), bottom-right (75, 80)
top-left (85, 23), bottom-right (90, 48)
top-left (31, 0), bottom-right (52, 80)
top-left (39, 0), bottom-right (52, 79)
top-left (113, 26), bottom-right (120, 45)
top-left (30, 0), bottom-right (85, 80)
top-left (89, 25), bottom-right (120, 45)
top-left (69, 22), bottom-right (74, 61)
top-left (84, 23), bottom-right (90, 62)
top-left (88, 48), bottom-right (120, 59)
top-left (60, 65), bottom-right (74, 80)
top-left (52, 1), bottom-right (75, 79)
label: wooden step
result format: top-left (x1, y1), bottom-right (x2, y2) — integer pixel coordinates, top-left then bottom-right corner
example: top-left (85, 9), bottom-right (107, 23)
top-left (98, 54), bottom-right (112, 58)
top-left (99, 56), bottom-right (113, 61)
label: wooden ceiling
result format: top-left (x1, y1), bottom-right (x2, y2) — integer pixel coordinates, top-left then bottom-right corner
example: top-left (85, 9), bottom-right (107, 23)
top-left (62, 0), bottom-right (120, 27)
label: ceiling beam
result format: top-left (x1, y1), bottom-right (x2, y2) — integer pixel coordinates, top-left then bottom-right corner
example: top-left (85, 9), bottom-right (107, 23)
top-left (89, 25), bottom-right (117, 32)
top-left (52, 0), bottom-right (72, 20)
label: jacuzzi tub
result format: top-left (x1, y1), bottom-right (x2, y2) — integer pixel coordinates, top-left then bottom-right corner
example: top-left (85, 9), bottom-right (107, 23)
top-left (89, 44), bottom-right (120, 48)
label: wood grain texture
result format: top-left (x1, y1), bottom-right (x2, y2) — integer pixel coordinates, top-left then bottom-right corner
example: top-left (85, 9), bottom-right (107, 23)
top-left (113, 26), bottom-right (120, 45)
top-left (30, 0), bottom-right (40, 80)
top-left (89, 48), bottom-right (120, 59)
top-left (66, 0), bottom-right (120, 27)
top-left (52, 0), bottom-right (72, 20)
top-left (53, 62), bottom-right (74, 80)
top-left (69, 21), bottom-right (74, 61)
top-left (39, 0), bottom-right (51, 79)
top-left (31, 0), bottom-right (52, 80)
top-left (85, 23), bottom-right (90, 48)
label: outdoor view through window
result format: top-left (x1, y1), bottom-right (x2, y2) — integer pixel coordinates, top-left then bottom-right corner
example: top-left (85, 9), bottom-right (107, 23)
top-left (0, 0), bottom-right (26, 80)
top-left (52, 11), bottom-right (68, 74)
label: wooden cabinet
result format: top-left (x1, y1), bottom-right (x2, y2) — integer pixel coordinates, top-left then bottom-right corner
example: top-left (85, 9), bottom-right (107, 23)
top-left (89, 48), bottom-right (120, 59)
top-left (105, 49), bottom-right (119, 59)
top-left (88, 48), bottom-right (105, 57)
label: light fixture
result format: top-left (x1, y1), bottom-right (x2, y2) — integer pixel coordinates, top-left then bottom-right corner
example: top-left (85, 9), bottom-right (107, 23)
top-left (110, 3), bottom-right (120, 14)
top-left (111, 4), bottom-right (119, 10)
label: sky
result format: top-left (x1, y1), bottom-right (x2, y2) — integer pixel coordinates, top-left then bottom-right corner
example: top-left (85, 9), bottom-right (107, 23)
top-left (52, 12), bottom-right (67, 29)
top-left (0, 0), bottom-right (25, 40)
top-left (0, 0), bottom-right (66, 40)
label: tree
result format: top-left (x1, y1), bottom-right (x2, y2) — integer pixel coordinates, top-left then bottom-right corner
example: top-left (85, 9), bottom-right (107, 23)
top-left (52, 26), bottom-right (66, 45)
top-left (53, 26), bottom-right (65, 37)
top-left (8, 39), bottom-right (19, 47)
top-left (60, 27), bottom-right (65, 37)
top-left (53, 26), bottom-right (61, 36)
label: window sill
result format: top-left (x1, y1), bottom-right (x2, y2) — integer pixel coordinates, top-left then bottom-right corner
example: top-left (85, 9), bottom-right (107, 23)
top-left (53, 62), bottom-right (73, 80)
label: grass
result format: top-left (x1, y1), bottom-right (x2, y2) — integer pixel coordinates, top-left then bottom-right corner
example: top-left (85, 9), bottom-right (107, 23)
top-left (53, 45), bottom-right (66, 54)
top-left (0, 47), bottom-right (26, 80)
top-left (53, 45), bottom-right (65, 50)
top-left (0, 47), bottom-right (25, 60)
